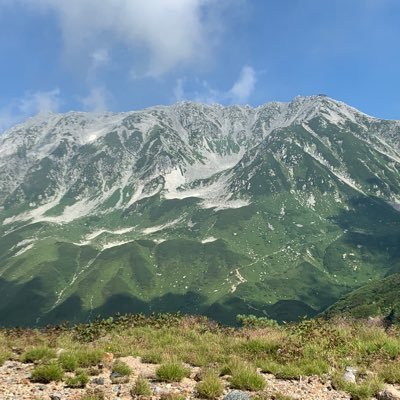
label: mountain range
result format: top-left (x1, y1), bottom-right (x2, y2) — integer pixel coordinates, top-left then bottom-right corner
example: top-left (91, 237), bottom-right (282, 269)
top-left (1, 95), bottom-right (400, 326)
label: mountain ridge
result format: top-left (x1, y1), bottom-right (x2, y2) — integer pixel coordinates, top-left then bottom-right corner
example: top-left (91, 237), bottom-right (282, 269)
top-left (1, 95), bottom-right (400, 326)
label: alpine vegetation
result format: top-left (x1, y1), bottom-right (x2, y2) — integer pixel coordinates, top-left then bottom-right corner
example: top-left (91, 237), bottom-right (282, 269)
top-left (1, 95), bottom-right (400, 326)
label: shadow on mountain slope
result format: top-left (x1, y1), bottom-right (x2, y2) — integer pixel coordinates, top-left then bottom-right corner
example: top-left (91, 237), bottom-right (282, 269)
top-left (0, 276), bottom-right (320, 327)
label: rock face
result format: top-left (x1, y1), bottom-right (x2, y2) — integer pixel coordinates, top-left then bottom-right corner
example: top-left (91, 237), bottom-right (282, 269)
top-left (1, 95), bottom-right (400, 326)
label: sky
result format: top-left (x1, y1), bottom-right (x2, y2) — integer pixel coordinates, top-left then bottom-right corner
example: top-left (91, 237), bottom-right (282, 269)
top-left (0, 0), bottom-right (400, 130)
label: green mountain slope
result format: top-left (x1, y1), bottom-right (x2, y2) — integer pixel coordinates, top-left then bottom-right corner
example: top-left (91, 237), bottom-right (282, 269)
top-left (1, 95), bottom-right (400, 326)
top-left (324, 273), bottom-right (400, 319)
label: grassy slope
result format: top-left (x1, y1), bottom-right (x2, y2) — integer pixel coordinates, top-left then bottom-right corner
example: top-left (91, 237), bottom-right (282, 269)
top-left (325, 273), bottom-right (400, 319)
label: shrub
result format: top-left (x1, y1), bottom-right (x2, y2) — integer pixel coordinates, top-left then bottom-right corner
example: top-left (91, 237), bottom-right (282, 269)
top-left (65, 370), bottom-right (89, 388)
top-left (237, 314), bottom-right (279, 328)
top-left (31, 362), bottom-right (64, 383)
top-left (332, 374), bottom-right (383, 400)
top-left (196, 371), bottom-right (224, 399)
top-left (156, 362), bottom-right (190, 382)
top-left (59, 352), bottom-right (78, 371)
top-left (75, 349), bottom-right (104, 368)
top-left (22, 347), bottom-right (56, 363)
top-left (230, 365), bottom-right (266, 391)
top-left (112, 360), bottom-right (132, 376)
top-left (378, 362), bottom-right (400, 384)
top-left (130, 376), bottom-right (152, 397)
top-left (0, 349), bottom-right (9, 366)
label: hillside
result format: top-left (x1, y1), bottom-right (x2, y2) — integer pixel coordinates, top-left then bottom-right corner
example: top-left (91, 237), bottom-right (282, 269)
top-left (324, 273), bottom-right (400, 319)
top-left (1, 95), bottom-right (400, 326)
top-left (1, 315), bottom-right (400, 400)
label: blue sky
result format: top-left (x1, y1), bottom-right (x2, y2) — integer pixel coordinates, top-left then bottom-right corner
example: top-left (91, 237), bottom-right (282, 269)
top-left (0, 0), bottom-right (400, 130)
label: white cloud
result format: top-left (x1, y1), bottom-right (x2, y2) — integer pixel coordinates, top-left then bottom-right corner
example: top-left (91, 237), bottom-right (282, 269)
top-left (0, 89), bottom-right (61, 131)
top-left (88, 48), bottom-right (110, 82)
top-left (30, 0), bottom-right (217, 77)
top-left (18, 88), bottom-right (61, 115)
top-left (80, 86), bottom-right (109, 113)
top-left (228, 65), bottom-right (256, 103)
top-left (179, 65), bottom-right (257, 105)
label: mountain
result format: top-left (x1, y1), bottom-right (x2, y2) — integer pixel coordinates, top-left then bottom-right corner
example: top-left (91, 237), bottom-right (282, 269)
top-left (324, 272), bottom-right (400, 319)
top-left (1, 95), bottom-right (400, 326)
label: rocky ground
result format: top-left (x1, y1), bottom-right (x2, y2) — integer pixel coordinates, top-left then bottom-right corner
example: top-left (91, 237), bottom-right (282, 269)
top-left (1, 354), bottom-right (399, 400)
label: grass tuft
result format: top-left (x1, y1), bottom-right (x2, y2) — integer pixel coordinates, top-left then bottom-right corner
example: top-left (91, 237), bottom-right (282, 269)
top-left (65, 369), bottom-right (89, 388)
top-left (31, 362), bottom-right (64, 383)
top-left (112, 360), bottom-right (132, 376)
top-left (59, 352), bottom-right (78, 371)
top-left (131, 376), bottom-right (152, 397)
top-left (230, 364), bottom-right (266, 391)
top-left (156, 362), bottom-right (190, 382)
top-left (22, 347), bottom-right (56, 363)
top-left (196, 370), bottom-right (224, 399)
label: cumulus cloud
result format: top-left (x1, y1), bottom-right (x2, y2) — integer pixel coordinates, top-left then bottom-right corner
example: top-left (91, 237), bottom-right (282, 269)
top-left (29, 0), bottom-right (216, 77)
top-left (0, 89), bottom-right (61, 131)
top-left (228, 65), bottom-right (256, 103)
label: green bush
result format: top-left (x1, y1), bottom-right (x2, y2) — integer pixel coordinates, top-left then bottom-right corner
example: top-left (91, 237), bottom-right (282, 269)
top-left (65, 370), bottom-right (89, 388)
top-left (332, 374), bottom-right (383, 400)
top-left (31, 362), bottom-right (64, 383)
top-left (59, 352), bottom-right (78, 371)
top-left (379, 362), bottom-right (400, 383)
top-left (230, 365), bottom-right (266, 391)
top-left (237, 314), bottom-right (279, 328)
top-left (112, 360), bottom-right (132, 376)
top-left (196, 371), bottom-right (224, 399)
top-left (0, 350), bottom-right (9, 366)
top-left (75, 349), bottom-right (104, 368)
top-left (156, 362), bottom-right (190, 382)
top-left (130, 376), bottom-right (152, 396)
top-left (22, 347), bottom-right (56, 363)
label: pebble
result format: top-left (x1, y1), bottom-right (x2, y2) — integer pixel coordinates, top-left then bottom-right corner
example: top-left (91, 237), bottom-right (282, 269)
top-left (224, 390), bottom-right (250, 400)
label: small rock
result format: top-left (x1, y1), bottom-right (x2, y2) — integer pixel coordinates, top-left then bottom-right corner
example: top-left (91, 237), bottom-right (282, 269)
top-left (343, 367), bottom-right (357, 383)
top-left (92, 377), bottom-right (105, 385)
top-left (224, 390), bottom-right (250, 400)
top-left (50, 393), bottom-right (62, 400)
top-left (377, 387), bottom-right (400, 400)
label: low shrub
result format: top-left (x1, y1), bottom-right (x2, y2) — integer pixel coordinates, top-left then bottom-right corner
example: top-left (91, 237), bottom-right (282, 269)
top-left (31, 362), bottom-right (64, 383)
top-left (196, 371), bottom-right (224, 399)
top-left (22, 347), bottom-right (56, 363)
top-left (65, 370), bottom-right (89, 388)
top-left (130, 376), bottom-right (152, 397)
top-left (59, 352), bottom-right (78, 371)
top-left (230, 365), bottom-right (266, 391)
top-left (156, 362), bottom-right (190, 382)
top-left (112, 360), bottom-right (132, 376)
